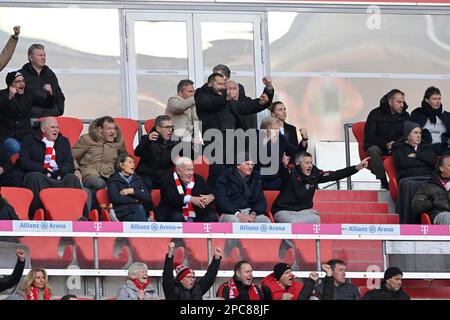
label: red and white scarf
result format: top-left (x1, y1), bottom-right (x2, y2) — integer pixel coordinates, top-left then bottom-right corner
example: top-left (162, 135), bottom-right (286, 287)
top-left (42, 136), bottom-right (58, 172)
top-left (26, 286), bottom-right (51, 300)
top-left (227, 278), bottom-right (261, 300)
top-left (131, 278), bottom-right (150, 292)
top-left (173, 171), bottom-right (195, 221)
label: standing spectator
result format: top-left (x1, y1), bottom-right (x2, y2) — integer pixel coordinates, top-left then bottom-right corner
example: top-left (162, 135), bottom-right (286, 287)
top-left (0, 26), bottom-right (20, 71)
top-left (165, 79), bottom-right (199, 141)
top-left (117, 262), bottom-right (159, 300)
top-left (362, 267), bottom-right (410, 300)
top-left (315, 259), bottom-right (361, 300)
top-left (392, 121), bottom-right (437, 224)
top-left (0, 249), bottom-right (25, 292)
top-left (410, 86), bottom-right (450, 155)
top-left (107, 154), bottom-right (152, 222)
top-left (217, 261), bottom-right (263, 300)
top-left (412, 155), bottom-right (450, 225)
top-left (272, 152), bottom-right (368, 223)
top-left (163, 242), bottom-right (222, 300)
top-left (261, 263), bottom-right (331, 300)
top-left (0, 71), bottom-right (32, 156)
top-left (155, 157), bottom-right (216, 222)
top-left (20, 44), bottom-right (65, 117)
top-left (72, 116), bottom-right (126, 193)
top-left (19, 117), bottom-right (82, 218)
top-left (214, 153), bottom-right (270, 223)
top-left (269, 101), bottom-right (305, 147)
top-left (364, 89), bottom-right (410, 189)
top-left (15, 268), bottom-right (52, 300)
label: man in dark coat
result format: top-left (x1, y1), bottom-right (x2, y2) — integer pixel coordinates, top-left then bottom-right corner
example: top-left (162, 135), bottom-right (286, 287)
top-left (154, 157), bottom-right (217, 222)
top-left (19, 117), bottom-right (81, 218)
top-left (217, 261), bottom-right (264, 300)
top-left (0, 249), bottom-right (25, 293)
top-left (362, 267), bottom-right (410, 300)
top-left (0, 71), bottom-right (32, 156)
top-left (364, 89), bottom-right (410, 189)
top-left (163, 241), bottom-right (222, 300)
top-left (19, 44), bottom-right (65, 117)
top-left (272, 151), bottom-right (368, 223)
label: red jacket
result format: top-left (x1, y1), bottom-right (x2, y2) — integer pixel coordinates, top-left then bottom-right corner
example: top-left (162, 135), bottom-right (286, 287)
top-left (261, 272), bottom-right (304, 300)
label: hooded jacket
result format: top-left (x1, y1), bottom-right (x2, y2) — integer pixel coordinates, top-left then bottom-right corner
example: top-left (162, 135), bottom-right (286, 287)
top-left (364, 93), bottom-right (410, 153)
top-left (362, 282), bottom-right (410, 300)
top-left (72, 119), bottom-right (126, 183)
top-left (261, 272), bottom-right (316, 300)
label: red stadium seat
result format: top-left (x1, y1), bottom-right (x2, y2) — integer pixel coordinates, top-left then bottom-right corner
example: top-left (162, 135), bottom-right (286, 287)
top-left (128, 238), bottom-right (185, 269)
top-left (57, 116), bottom-right (83, 147)
top-left (194, 155), bottom-right (209, 181)
top-left (114, 118), bottom-right (139, 157)
top-left (239, 239), bottom-right (297, 270)
top-left (421, 212), bottom-right (432, 225)
top-left (75, 237), bottom-right (131, 269)
top-left (144, 118), bottom-right (155, 134)
top-left (1, 187), bottom-right (38, 220)
top-left (264, 190), bottom-right (280, 223)
top-left (352, 122), bottom-right (369, 162)
top-left (20, 236), bottom-right (75, 268)
top-left (383, 156), bottom-right (398, 202)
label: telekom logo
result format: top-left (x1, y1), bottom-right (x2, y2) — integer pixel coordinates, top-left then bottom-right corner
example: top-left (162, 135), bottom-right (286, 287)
top-left (420, 226), bottom-right (429, 235)
top-left (313, 225), bottom-right (321, 234)
top-left (203, 223), bottom-right (212, 233)
top-left (94, 222), bottom-right (102, 232)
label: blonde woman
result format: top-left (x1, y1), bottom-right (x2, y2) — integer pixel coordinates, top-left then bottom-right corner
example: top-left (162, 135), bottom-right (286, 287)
top-left (17, 268), bottom-right (52, 300)
top-left (116, 262), bottom-right (159, 300)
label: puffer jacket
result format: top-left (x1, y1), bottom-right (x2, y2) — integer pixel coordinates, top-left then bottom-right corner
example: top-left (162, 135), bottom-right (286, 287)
top-left (72, 119), bottom-right (126, 182)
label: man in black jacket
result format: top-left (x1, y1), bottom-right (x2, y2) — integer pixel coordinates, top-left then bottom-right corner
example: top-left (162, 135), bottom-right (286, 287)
top-left (155, 157), bottom-right (217, 222)
top-left (272, 151), bottom-right (369, 223)
top-left (217, 260), bottom-right (263, 300)
top-left (362, 267), bottom-right (410, 300)
top-left (20, 44), bottom-right (65, 117)
top-left (0, 249), bottom-right (25, 293)
top-left (19, 117), bottom-right (82, 218)
top-left (364, 89), bottom-right (410, 189)
top-left (163, 241), bottom-right (222, 300)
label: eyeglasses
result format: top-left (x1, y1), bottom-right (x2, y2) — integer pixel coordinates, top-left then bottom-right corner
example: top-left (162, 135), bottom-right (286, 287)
top-left (159, 125), bottom-right (175, 130)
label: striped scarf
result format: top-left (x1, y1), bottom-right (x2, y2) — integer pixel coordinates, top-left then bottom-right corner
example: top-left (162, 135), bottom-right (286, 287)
top-left (173, 171), bottom-right (195, 221)
top-left (42, 136), bottom-right (58, 172)
top-left (26, 286), bottom-right (51, 300)
top-left (227, 278), bottom-right (261, 300)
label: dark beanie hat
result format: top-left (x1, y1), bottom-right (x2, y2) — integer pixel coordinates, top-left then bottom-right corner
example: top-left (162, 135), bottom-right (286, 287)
top-left (403, 121), bottom-right (421, 138)
top-left (274, 263), bottom-right (291, 280)
top-left (384, 267), bottom-right (403, 280)
top-left (5, 71), bottom-right (23, 87)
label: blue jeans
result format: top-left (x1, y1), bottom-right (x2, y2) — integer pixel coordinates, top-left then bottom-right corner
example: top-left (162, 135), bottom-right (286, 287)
top-left (4, 138), bottom-right (21, 157)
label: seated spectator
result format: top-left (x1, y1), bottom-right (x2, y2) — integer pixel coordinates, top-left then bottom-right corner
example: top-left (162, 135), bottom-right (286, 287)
top-left (0, 186), bottom-right (19, 220)
top-left (315, 259), bottom-right (361, 300)
top-left (135, 115), bottom-right (187, 189)
top-left (214, 153), bottom-right (270, 223)
top-left (20, 43), bottom-right (65, 117)
top-left (362, 267), bottom-right (410, 300)
top-left (60, 294), bottom-right (78, 300)
top-left (19, 117), bottom-right (82, 218)
top-left (0, 140), bottom-right (23, 187)
top-left (412, 155), bottom-right (450, 225)
top-left (364, 89), bottom-right (410, 189)
top-left (163, 242), bottom-right (222, 300)
top-left (117, 262), bottom-right (159, 300)
top-left (217, 261), bottom-right (263, 300)
top-left (410, 86), bottom-right (450, 155)
top-left (269, 101), bottom-right (306, 147)
top-left (14, 268), bottom-right (52, 300)
top-left (165, 79), bottom-right (198, 141)
top-left (0, 26), bottom-right (20, 72)
top-left (155, 157), bottom-right (216, 222)
top-left (393, 121), bottom-right (437, 224)
top-left (72, 116), bottom-right (126, 197)
top-left (0, 249), bottom-right (25, 293)
top-left (272, 151), bottom-right (368, 223)
top-left (107, 154), bottom-right (152, 222)
top-left (0, 71), bottom-right (32, 156)
top-left (261, 263), bottom-right (330, 300)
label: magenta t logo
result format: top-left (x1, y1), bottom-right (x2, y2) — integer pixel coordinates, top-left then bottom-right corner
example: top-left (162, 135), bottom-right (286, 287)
top-left (94, 222), bottom-right (102, 232)
top-left (420, 225), bottom-right (429, 235)
top-left (203, 223), bottom-right (212, 233)
top-left (313, 225), bottom-right (321, 234)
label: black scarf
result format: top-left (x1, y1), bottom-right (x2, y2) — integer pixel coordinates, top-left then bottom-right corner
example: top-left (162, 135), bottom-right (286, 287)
top-left (421, 100), bottom-right (443, 124)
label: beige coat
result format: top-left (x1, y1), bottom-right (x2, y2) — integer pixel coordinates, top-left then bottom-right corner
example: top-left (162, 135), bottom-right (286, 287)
top-left (165, 95), bottom-right (199, 140)
top-left (0, 36), bottom-right (18, 71)
top-left (72, 119), bottom-right (126, 182)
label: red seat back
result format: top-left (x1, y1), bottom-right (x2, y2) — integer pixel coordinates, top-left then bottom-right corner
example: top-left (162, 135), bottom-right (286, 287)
top-left (421, 213), bottom-right (432, 225)
top-left (1, 187), bottom-right (33, 220)
top-left (10, 153), bottom-right (19, 165)
top-left (144, 119), bottom-right (155, 134)
top-left (40, 188), bottom-right (87, 220)
top-left (352, 122), bottom-right (369, 161)
top-left (152, 189), bottom-right (161, 207)
top-left (114, 118), bottom-right (139, 158)
top-left (194, 155), bottom-right (209, 181)
top-left (57, 116), bottom-right (84, 147)
top-left (383, 156), bottom-right (398, 201)
top-left (96, 188), bottom-right (110, 207)
top-left (263, 190), bottom-right (280, 212)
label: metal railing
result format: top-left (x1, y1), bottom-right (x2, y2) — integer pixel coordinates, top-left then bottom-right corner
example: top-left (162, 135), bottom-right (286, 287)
top-left (344, 123), bottom-right (354, 190)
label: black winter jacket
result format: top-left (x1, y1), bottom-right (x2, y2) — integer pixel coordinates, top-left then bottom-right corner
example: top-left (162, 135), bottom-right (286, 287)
top-left (19, 129), bottom-right (74, 179)
top-left (107, 172), bottom-right (152, 219)
top-left (364, 93), bottom-right (410, 153)
top-left (392, 141), bottom-right (437, 181)
top-left (412, 173), bottom-right (450, 223)
top-left (0, 258), bottom-right (25, 292)
top-left (20, 63), bottom-right (65, 117)
top-left (0, 88), bottom-right (32, 141)
top-left (162, 254), bottom-right (221, 300)
top-left (214, 167), bottom-right (267, 216)
top-left (362, 283), bottom-right (410, 300)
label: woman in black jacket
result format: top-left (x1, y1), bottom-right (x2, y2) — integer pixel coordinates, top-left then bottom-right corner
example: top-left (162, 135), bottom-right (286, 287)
top-left (410, 87), bottom-right (450, 155)
top-left (107, 154), bottom-right (152, 221)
